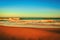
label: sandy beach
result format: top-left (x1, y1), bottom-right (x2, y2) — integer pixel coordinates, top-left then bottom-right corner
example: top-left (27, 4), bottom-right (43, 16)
top-left (0, 25), bottom-right (60, 40)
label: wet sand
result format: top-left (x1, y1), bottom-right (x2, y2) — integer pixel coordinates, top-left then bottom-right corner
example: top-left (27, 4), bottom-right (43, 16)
top-left (0, 25), bottom-right (60, 40)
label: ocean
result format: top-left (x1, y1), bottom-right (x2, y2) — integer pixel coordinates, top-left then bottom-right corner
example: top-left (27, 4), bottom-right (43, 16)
top-left (0, 17), bottom-right (60, 28)
top-left (20, 17), bottom-right (60, 20)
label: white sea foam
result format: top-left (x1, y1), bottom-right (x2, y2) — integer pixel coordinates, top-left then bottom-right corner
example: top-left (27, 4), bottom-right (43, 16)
top-left (0, 21), bottom-right (60, 28)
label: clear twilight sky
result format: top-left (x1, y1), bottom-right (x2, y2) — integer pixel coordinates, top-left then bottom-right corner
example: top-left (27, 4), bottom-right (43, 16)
top-left (0, 0), bottom-right (60, 17)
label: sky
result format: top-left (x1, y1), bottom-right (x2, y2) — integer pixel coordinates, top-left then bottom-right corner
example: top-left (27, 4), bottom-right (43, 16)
top-left (0, 0), bottom-right (60, 17)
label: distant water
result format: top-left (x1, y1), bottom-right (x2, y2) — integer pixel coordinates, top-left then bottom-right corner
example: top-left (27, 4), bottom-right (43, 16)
top-left (0, 17), bottom-right (60, 20)
top-left (20, 17), bottom-right (60, 20)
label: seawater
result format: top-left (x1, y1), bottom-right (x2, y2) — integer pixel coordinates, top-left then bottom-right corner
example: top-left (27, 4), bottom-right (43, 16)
top-left (20, 17), bottom-right (60, 20)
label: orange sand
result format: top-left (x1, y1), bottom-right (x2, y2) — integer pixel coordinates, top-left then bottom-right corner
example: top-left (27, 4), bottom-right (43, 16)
top-left (0, 25), bottom-right (60, 40)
